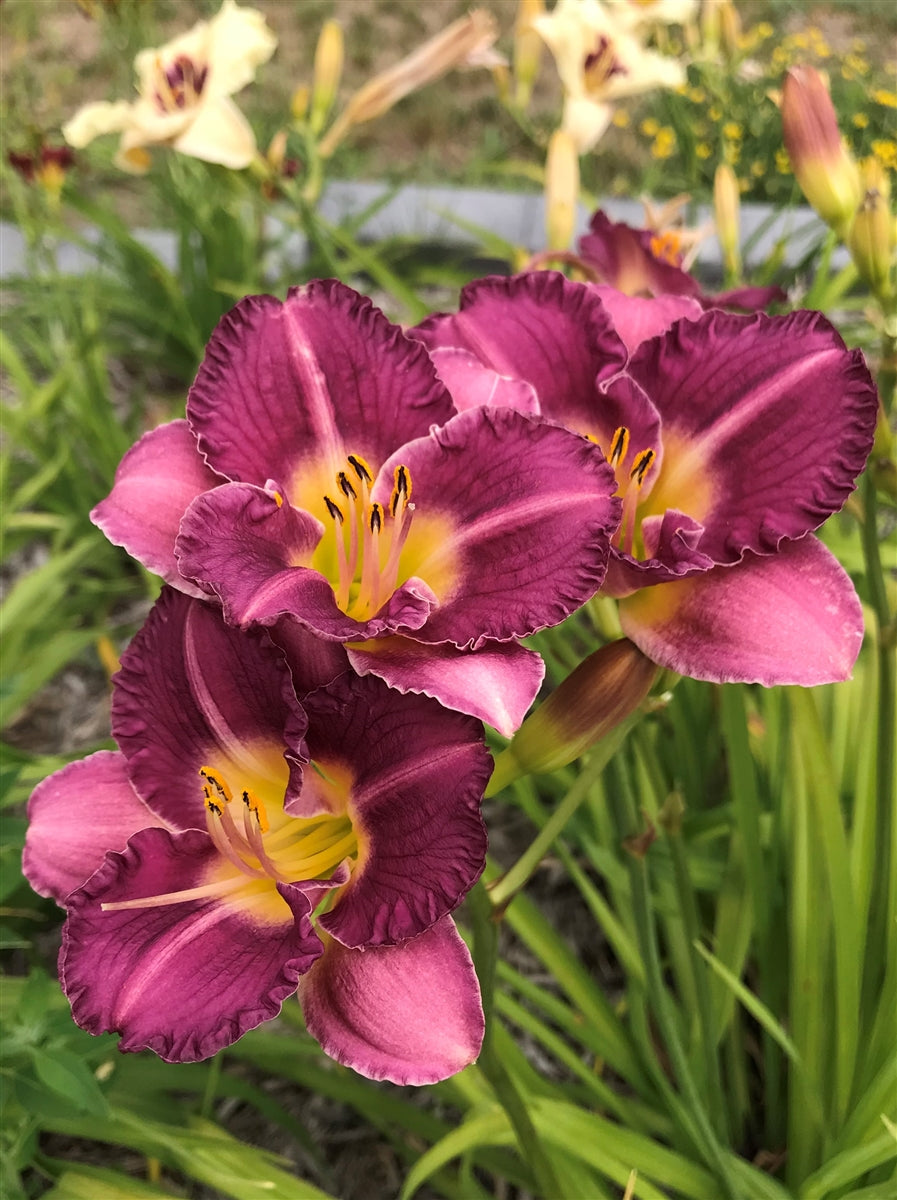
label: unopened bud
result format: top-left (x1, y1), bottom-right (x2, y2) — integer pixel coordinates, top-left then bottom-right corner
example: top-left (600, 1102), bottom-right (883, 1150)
top-left (781, 65), bottom-right (861, 236)
top-left (291, 84), bottom-right (310, 123)
top-left (718, 0), bottom-right (741, 60)
top-left (848, 156), bottom-right (895, 298)
top-left (713, 162), bottom-right (741, 278)
top-left (319, 10), bottom-right (499, 158)
top-left (699, 0), bottom-right (721, 55)
top-left (489, 639), bottom-right (659, 791)
top-left (513, 0), bottom-right (545, 109)
top-left (266, 129), bottom-right (288, 172)
top-left (545, 128), bottom-right (579, 252)
top-left (310, 20), bottom-right (344, 135)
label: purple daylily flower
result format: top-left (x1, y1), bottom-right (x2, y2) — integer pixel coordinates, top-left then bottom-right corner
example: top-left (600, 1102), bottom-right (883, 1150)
top-left (93, 279), bottom-right (622, 734)
top-left (414, 271), bottom-right (879, 685)
top-left (579, 209), bottom-right (786, 313)
top-left (24, 589), bottom-right (489, 1082)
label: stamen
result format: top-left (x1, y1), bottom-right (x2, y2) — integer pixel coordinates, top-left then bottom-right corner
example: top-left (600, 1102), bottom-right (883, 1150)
top-left (630, 449), bottom-right (656, 487)
top-left (609, 426), bottom-right (630, 466)
top-left (242, 789), bottom-right (269, 835)
top-left (102, 874), bottom-right (251, 912)
top-left (320, 455), bottom-right (416, 620)
top-left (347, 454), bottom-right (372, 485)
top-left (390, 464), bottom-right (411, 516)
top-left (200, 766), bottom-right (233, 804)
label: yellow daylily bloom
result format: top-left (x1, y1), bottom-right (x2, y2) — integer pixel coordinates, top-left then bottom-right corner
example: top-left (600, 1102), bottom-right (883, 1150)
top-left (63, 0), bottom-right (276, 174)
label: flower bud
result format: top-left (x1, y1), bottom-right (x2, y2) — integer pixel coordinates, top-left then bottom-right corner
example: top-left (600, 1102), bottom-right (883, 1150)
top-left (545, 128), bottom-right (579, 251)
top-left (713, 161), bottom-right (741, 278)
top-left (718, 0), bottom-right (741, 61)
top-left (318, 10), bottom-right (499, 158)
top-left (310, 20), bottom-right (344, 135)
top-left (489, 639), bottom-right (658, 792)
top-left (289, 85), bottom-right (308, 123)
top-left (513, 0), bottom-right (545, 109)
top-left (848, 156), bottom-right (895, 298)
top-left (781, 65), bottom-right (862, 236)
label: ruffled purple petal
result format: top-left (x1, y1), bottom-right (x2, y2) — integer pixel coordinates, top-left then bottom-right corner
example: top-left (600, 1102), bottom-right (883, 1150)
top-left (619, 535), bottom-right (864, 684)
top-left (298, 917), bottom-right (484, 1084)
top-left (187, 281), bottom-right (455, 497)
top-left (603, 512), bottom-right (716, 598)
top-left (24, 751), bottom-right (156, 904)
top-left (269, 620), bottom-right (350, 698)
top-left (346, 635), bottom-right (544, 736)
top-left (112, 588), bottom-right (308, 831)
top-left (61, 827), bottom-right (322, 1062)
top-left (630, 309), bottom-right (878, 563)
top-left (579, 211), bottom-right (703, 299)
top-left (301, 673), bottom-right (489, 947)
top-left (592, 286), bottom-right (703, 352)
top-left (414, 272), bottom-right (628, 435)
top-left (91, 421), bottom-right (224, 596)
top-left (374, 407), bottom-right (621, 648)
top-left (429, 347), bottom-right (541, 414)
top-left (176, 483), bottom-right (436, 640)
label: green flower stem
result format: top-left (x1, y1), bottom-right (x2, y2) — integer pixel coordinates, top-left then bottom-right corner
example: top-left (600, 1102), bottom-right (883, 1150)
top-left (859, 469), bottom-right (896, 1014)
top-left (486, 718), bottom-right (636, 913)
top-left (611, 760), bottom-right (741, 1200)
top-left (466, 880), bottom-right (563, 1200)
top-left (199, 1051), bottom-right (223, 1120)
top-left (662, 807), bottom-right (731, 1142)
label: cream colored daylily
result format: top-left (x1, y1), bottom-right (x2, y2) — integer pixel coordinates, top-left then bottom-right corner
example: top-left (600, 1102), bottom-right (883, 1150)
top-left (533, 0), bottom-right (686, 152)
top-left (602, 0), bottom-right (698, 29)
top-left (63, 0), bottom-right (276, 173)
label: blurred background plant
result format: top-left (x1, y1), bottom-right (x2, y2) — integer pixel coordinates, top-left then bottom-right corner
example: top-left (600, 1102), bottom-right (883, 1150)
top-left (1, 1), bottom-right (895, 1198)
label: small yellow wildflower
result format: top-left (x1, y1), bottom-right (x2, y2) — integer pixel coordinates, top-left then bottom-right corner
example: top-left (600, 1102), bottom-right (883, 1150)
top-left (724, 142), bottom-right (741, 166)
top-left (771, 46), bottom-right (789, 67)
top-left (651, 126), bottom-right (676, 159)
top-left (853, 113), bottom-right (870, 129)
top-left (756, 21), bottom-right (773, 39)
top-left (641, 116), bottom-right (660, 136)
top-left (612, 109), bottom-right (630, 127)
top-left (738, 176), bottom-right (749, 193)
top-left (845, 53), bottom-right (869, 76)
top-left (723, 121), bottom-right (742, 140)
top-left (709, 104), bottom-right (722, 121)
top-left (871, 139), bottom-right (897, 171)
top-left (696, 141), bottom-right (712, 159)
top-left (750, 159), bottom-right (765, 177)
top-left (775, 147), bottom-right (790, 174)
top-left (688, 86), bottom-right (706, 104)
top-left (872, 89), bottom-right (897, 108)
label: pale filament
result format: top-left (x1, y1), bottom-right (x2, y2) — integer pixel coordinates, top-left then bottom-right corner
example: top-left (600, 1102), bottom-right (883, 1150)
top-left (605, 426), bottom-right (656, 557)
top-left (101, 766), bottom-right (355, 913)
top-left (324, 458), bottom-right (415, 620)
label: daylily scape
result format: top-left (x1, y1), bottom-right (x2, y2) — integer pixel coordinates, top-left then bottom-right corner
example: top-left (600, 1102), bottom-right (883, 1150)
top-left (24, 590), bottom-right (489, 1082)
top-left (93, 278), bottom-right (622, 735)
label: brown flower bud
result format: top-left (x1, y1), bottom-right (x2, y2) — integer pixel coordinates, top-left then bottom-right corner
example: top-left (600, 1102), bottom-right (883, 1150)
top-left (490, 639), bottom-right (658, 791)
